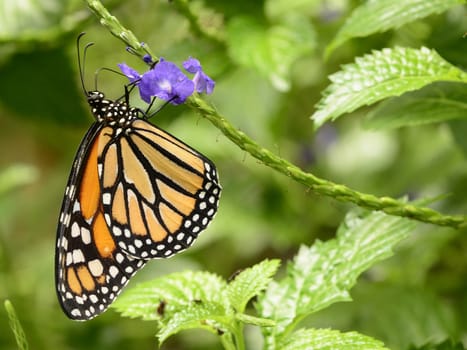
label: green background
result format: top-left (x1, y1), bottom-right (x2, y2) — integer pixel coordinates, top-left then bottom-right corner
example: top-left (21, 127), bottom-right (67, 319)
top-left (1, 0), bottom-right (466, 349)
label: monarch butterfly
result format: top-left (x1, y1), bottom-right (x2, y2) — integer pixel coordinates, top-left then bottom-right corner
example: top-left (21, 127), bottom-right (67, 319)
top-left (55, 34), bottom-right (221, 320)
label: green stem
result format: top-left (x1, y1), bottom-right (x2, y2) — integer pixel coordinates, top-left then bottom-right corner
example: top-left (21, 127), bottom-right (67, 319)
top-left (233, 322), bottom-right (246, 350)
top-left (220, 333), bottom-right (238, 350)
top-left (86, 0), bottom-right (157, 61)
top-left (188, 95), bottom-right (467, 229)
top-left (86, 0), bottom-right (467, 230)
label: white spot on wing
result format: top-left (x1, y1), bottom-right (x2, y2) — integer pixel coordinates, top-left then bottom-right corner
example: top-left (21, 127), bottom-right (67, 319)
top-left (71, 222), bottom-right (80, 237)
top-left (109, 265), bottom-right (119, 278)
top-left (81, 227), bottom-right (91, 244)
top-left (73, 201), bottom-right (80, 213)
top-left (66, 252), bottom-right (73, 266)
top-left (113, 227), bottom-right (122, 236)
top-left (102, 192), bottom-right (111, 205)
top-left (88, 259), bottom-right (104, 276)
top-left (115, 253), bottom-right (124, 264)
top-left (71, 309), bottom-right (81, 317)
top-left (72, 249), bottom-right (85, 263)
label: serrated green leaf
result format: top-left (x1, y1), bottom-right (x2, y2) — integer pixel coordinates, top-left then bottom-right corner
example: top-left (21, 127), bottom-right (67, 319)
top-left (227, 15), bottom-right (316, 91)
top-left (113, 271), bottom-right (236, 345)
top-left (257, 208), bottom-right (417, 347)
top-left (280, 328), bottom-right (389, 350)
top-left (227, 259), bottom-right (280, 313)
top-left (112, 271), bottom-right (229, 321)
top-left (363, 82), bottom-right (467, 130)
top-left (158, 302), bottom-right (232, 343)
top-left (311, 47), bottom-right (467, 129)
top-left (326, 0), bottom-right (465, 57)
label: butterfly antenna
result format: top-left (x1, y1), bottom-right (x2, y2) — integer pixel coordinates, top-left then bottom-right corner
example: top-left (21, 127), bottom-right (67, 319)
top-left (77, 33), bottom-right (92, 95)
top-left (81, 41), bottom-right (94, 91)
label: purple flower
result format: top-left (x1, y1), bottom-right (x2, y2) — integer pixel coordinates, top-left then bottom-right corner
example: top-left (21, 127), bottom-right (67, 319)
top-left (118, 63), bottom-right (141, 83)
top-left (183, 57), bottom-right (202, 73)
top-left (183, 57), bottom-right (215, 94)
top-left (139, 58), bottom-right (194, 104)
top-left (118, 56), bottom-right (213, 105)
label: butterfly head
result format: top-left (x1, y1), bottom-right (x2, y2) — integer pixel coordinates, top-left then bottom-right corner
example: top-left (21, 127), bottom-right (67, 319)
top-left (87, 90), bottom-right (105, 107)
top-left (87, 91), bottom-right (108, 121)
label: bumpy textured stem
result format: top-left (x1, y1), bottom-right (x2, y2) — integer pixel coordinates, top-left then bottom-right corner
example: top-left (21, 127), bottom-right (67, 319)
top-left (86, 0), bottom-right (157, 61)
top-left (86, 0), bottom-right (467, 229)
top-left (188, 96), bottom-right (467, 229)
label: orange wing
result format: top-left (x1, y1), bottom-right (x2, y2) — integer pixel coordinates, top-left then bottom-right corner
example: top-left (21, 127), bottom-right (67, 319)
top-left (98, 119), bottom-right (221, 260)
top-left (55, 123), bottom-right (145, 320)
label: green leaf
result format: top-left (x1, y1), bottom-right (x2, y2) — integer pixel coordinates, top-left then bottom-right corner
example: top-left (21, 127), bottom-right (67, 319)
top-left (227, 15), bottom-right (316, 91)
top-left (4, 300), bottom-right (29, 350)
top-left (280, 328), bottom-right (389, 350)
top-left (363, 82), bottom-right (467, 130)
top-left (257, 208), bottom-right (417, 347)
top-left (326, 0), bottom-right (465, 56)
top-left (311, 47), bottom-right (467, 129)
top-left (349, 283), bottom-right (458, 350)
top-left (112, 271), bottom-right (234, 345)
top-left (112, 271), bottom-right (229, 320)
top-left (158, 302), bottom-right (232, 343)
top-left (227, 259), bottom-right (280, 313)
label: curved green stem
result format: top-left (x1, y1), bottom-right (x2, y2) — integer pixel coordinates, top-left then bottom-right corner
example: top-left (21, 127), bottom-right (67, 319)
top-left (86, 0), bottom-right (467, 230)
top-left (86, 0), bottom-right (157, 61)
top-left (188, 95), bottom-right (467, 229)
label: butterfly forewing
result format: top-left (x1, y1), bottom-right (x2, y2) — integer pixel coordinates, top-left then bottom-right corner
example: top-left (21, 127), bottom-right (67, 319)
top-left (98, 119), bottom-right (221, 260)
top-left (56, 123), bottom-right (145, 320)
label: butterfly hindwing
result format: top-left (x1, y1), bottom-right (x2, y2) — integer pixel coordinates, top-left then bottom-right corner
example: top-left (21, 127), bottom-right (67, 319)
top-left (55, 123), bottom-right (145, 320)
top-left (98, 119), bottom-right (221, 259)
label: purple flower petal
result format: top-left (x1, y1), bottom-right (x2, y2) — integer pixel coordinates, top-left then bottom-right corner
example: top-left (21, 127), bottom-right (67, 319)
top-left (183, 57), bottom-right (202, 73)
top-left (182, 57), bottom-right (215, 94)
top-left (193, 70), bottom-right (215, 94)
top-left (118, 63), bottom-right (141, 83)
top-left (139, 58), bottom-right (194, 105)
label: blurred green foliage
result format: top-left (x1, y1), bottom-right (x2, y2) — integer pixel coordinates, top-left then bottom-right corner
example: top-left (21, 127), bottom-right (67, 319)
top-left (0, 0), bottom-right (466, 349)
